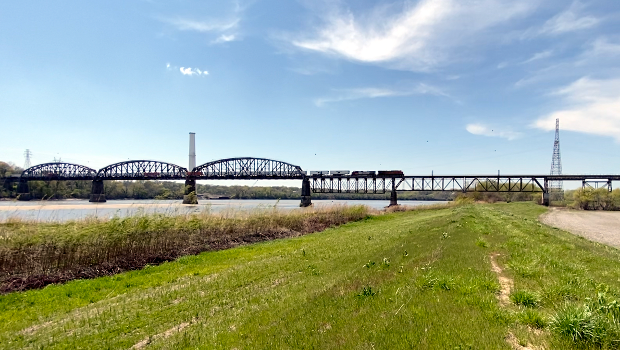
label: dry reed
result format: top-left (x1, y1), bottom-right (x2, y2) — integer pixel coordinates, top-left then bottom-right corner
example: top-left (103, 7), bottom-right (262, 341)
top-left (0, 205), bottom-right (370, 293)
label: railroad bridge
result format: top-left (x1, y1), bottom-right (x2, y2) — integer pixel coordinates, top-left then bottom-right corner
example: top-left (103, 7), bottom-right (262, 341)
top-left (4, 157), bottom-right (619, 207)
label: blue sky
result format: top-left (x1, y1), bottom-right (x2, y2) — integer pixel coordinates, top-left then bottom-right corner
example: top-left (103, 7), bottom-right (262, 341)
top-left (1, 0), bottom-right (620, 187)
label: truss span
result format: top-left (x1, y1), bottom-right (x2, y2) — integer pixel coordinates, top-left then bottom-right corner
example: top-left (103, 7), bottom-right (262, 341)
top-left (21, 162), bottom-right (97, 181)
top-left (191, 157), bottom-right (305, 179)
top-left (96, 160), bottom-right (187, 180)
top-left (310, 175), bottom-right (547, 194)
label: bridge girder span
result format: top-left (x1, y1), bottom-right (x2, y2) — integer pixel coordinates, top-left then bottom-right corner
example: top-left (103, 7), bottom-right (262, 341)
top-left (191, 157), bottom-right (305, 179)
top-left (21, 162), bottom-right (98, 181)
top-left (96, 160), bottom-right (187, 180)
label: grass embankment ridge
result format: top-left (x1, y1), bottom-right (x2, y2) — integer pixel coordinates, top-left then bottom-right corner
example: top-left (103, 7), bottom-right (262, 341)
top-left (2, 203), bottom-right (620, 349)
top-left (0, 205), bottom-right (372, 293)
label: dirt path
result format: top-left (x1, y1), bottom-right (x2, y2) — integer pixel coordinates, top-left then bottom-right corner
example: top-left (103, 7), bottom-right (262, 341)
top-left (540, 208), bottom-right (620, 248)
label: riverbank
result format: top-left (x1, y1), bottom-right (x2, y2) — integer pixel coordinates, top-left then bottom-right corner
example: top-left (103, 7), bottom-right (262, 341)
top-left (0, 205), bottom-right (374, 293)
top-left (3, 202), bottom-right (620, 349)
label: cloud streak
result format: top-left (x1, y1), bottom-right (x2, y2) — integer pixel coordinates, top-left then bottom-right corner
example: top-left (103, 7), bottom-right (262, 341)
top-left (315, 83), bottom-right (448, 106)
top-left (539, 2), bottom-right (599, 35)
top-left (533, 77), bottom-right (620, 141)
top-left (520, 1), bottom-right (600, 39)
top-left (466, 124), bottom-right (522, 140)
top-left (159, 15), bottom-right (241, 44)
top-left (521, 50), bottom-right (553, 64)
top-left (289, 0), bottom-right (535, 71)
top-left (162, 17), bottom-right (239, 33)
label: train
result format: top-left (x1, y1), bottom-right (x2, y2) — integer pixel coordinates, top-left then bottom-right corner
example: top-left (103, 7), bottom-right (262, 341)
top-left (308, 170), bottom-right (404, 177)
top-left (378, 170), bottom-right (404, 176)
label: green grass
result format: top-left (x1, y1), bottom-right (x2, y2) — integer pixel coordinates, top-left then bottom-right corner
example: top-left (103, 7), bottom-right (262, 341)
top-left (1, 202), bottom-right (620, 349)
top-left (511, 290), bottom-right (540, 308)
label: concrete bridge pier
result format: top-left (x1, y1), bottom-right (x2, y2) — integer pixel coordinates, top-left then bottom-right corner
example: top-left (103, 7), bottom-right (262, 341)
top-left (89, 179), bottom-right (106, 203)
top-left (388, 179), bottom-right (398, 207)
top-left (300, 177), bottom-right (312, 207)
top-left (16, 180), bottom-right (31, 201)
top-left (183, 178), bottom-right (198, 204)
top-left (541, 178), bottom-right (550, 206)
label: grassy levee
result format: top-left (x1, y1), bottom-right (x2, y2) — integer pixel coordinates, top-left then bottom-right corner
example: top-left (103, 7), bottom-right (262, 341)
top-left (1, 203), bottom-right (620, 349)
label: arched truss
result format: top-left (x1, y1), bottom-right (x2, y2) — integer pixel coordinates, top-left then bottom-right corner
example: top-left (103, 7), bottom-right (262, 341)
top-left (96, 160), bottom-right (187, 180)
top-left (21, 162), bottom-right (98, 180)
top-left (192, 157), bottom-right (305, 179)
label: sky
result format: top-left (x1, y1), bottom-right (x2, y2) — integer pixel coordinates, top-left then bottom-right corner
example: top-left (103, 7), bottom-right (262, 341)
top-left (1, 0), bottom-right (620, 188)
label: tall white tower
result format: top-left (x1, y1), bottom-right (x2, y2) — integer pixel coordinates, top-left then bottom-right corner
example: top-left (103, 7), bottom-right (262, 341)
top-left (189, 132), bottom-right (196, 171)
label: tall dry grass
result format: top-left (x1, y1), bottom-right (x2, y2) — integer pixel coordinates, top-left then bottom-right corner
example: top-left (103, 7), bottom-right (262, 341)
top-left (0, 205), bottom-right (370, 293)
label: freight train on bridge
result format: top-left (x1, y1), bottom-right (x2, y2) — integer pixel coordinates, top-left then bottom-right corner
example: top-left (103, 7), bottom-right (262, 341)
top-left (2, 157), bottom-right (619, 207)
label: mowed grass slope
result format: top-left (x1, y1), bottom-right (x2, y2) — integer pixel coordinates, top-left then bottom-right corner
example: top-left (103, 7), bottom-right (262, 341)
top-left (2, 203), bottom-right (620, 349)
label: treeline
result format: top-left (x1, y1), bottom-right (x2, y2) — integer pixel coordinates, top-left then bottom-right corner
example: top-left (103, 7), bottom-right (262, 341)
top-left (565, 188), bottom-right (620, 210)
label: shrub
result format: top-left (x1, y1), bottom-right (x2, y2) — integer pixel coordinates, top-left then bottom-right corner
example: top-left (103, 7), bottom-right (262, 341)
top-left (549, 304), bottom-right (607, 345)
top-left (510, 290), bottom-right (539, 308)
top-left (518, 309), bottom-right (546, 329)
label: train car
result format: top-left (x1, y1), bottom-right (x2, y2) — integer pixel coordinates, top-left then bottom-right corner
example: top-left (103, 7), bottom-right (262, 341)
top-left (143, 172), bottom-right (160, 178)
top-left (378, 170), bottom-right (404, 176)
top-left (330, 170), bottom-right (350, 176)
top-left (309, 171), bottom-right (329, 176)
top-left (351, 171), bottom-right (376, 176)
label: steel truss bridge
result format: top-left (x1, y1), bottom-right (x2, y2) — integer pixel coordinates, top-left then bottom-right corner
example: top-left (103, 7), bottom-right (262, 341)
top-left (2, 157), bottom-right (619, 206)
top-left (309, 175), bottom-right (620, 194)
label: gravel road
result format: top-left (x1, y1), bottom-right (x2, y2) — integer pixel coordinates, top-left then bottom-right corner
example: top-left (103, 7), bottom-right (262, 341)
top-left (540, 208), bottom-right (620, 249)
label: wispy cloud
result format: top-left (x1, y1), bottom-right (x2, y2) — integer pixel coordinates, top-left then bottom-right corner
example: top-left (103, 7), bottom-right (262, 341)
top-left (576, 37), bottom-right (620, 65)
top-left (521, 49), bottom-right (553, 64)
top-left (159, 14), bottom-right (241, 44)
top-left (533, 77), bottom-right (620, 141)
top-left (162, 17), bottom-right (239, 33)
top-left (213, 34), bottom-right (236, 44)
top-left (289, 0), bottom-right (536, 71)
top-left (521, 1), bottom-right (600, 39)
top-left (315, 83), bottom-right (449, 106)
top-left (466, 123), bottom-right (522, 140)
top-left (179, 67), bottom-right (208, 76)
top-left (539, 2), bottom-right (599, 35)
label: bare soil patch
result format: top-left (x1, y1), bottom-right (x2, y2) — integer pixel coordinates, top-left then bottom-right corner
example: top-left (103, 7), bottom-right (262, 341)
top-left (489, 253), bottom-right (513, 307)
top-left (540, 208), bottom-right (620, 248)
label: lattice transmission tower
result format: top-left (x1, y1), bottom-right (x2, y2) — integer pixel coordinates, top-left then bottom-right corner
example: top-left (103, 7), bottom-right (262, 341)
top-left (550, 118), bottom-right (563, 200)
top-left (23, 149), bottom-right (32, 169)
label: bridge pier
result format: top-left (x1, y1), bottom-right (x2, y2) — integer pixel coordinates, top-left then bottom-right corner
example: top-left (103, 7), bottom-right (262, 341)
top-left (16, 180), bottom-right (30, 201)
top-left (300, 177), bottom-right (312, 207)
top-left (183, 178), bottom-right (198, 204)
top-left (388, 179), bottom-right (398, 207)
top-left (89, 179), bottom-right (106, 202)
top-left (541, 178), bottom-right (550, 206)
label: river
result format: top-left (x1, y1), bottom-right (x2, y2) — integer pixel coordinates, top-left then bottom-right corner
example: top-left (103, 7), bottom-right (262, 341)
top-left (0, 199), bottom-right (447, 223)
